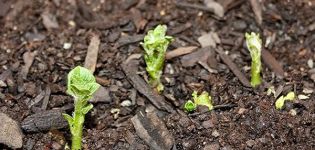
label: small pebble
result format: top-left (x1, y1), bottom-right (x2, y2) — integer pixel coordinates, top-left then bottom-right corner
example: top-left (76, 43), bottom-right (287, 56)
top-left (120, 100), bottom-right (132, 107)
top-left (289, 109), bottom-right (297, 116)
top-left (298, 94), bottom-right (309, 100)
top-left (63, 43), bottom-right (72, 49)
top-left (211, 130), bottom-right (220, 137)
top-left (308, 59), bottom-right (314, 68)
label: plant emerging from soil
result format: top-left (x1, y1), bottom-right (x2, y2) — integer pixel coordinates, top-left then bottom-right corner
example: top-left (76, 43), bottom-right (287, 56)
top-left (63, 66), bottom-right (100, 150)
top-left (141, 25), bottom-right (173, 92)
top-left (184, 91), bottom-right (213, 112)
top-left (275, 91), bottom-right (295, 110)
top-left (245, 32), bottom-right (262, 87)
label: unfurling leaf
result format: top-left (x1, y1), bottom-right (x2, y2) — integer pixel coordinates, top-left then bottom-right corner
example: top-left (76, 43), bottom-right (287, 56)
top-left (141, 25), bottom-right (173, 92)
top-left (67, 66), bottom-right (100, 100)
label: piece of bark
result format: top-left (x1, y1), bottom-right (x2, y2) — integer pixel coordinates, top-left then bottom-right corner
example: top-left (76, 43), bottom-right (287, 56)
top-left (166, 46), bottom-right (198, 60)
top-left (215, 47), bottom-right (251, 87)
top-left (116, 34), bottom-right (144, 48)
top-left (250, 0), bottom-right (262, 25)
top-left (121, 60), bottom-right (173, 112)
top-left (181, 46), bottom-right (214, 67)
top-left (131, 108), bottom-right (174, 150)
top-left (21, 109), bottom-right (67, 132)
top-left (84, 34), bottom-right (100, 73)
top-left (261, 49), bottom-right (284, 78)
top-left (41, 86), bottom-right (51, 110)
top-left (168, 22), bottom-right (192, 35)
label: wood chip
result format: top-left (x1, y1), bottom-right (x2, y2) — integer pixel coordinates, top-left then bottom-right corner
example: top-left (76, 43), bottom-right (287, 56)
top-left (261, 49), bottom-right (284, 78)
top-left (41, 11), bottom-right (59, 30)
top-left (181, 46), bottom-right (214, 67)
top-left (166, 46), bottom-right (198, 60)
top-left (84, 34), bottom-right (100, 73)
top-left (168, 22), bottom-right (192, 35)
top-left (121, 60), bottom-right (173, 112)
top-left (89, 86), bottom-right (112, 103)
top-left (204, 0), bottom-right (225, 17)
top-left (198, 32), bottom-right (217, 48)
top-left (130, 8), bottom-right (147, 32)
top-left (41, 86), bottom-right (51, 110)
top-left (215, 47), bottom-right (251, 87)
top-left (116, 34), bottom-right (144, 48)
top-left (250, 0), bottom-right (263, 25)
top-left (21, 51), bottom-right (37, 79)
top-left (175, 2), bottom-right (223, 18)
top-left (21, 109), bottom-right (68, 132)
top-left (131, 108), bottom-right (174, 150)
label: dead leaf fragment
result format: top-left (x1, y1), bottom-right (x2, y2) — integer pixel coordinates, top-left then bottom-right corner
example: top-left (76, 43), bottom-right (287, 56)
top-left (21, 51), bottom-right (37, 79)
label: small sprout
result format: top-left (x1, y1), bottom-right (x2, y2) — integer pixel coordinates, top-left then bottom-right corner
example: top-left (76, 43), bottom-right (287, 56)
top-left (184, 100), bottom-right (196, 112)
top-left (245, 32), bottom-right (262, 87)
top-left (275, 91), bottom-right (295, 110)
top-left (184, 91), bottom-right (213, 112)
top-left (141, 25), bottom-right (173, 92)
top-left (63, 66), bottom-right (100, 150)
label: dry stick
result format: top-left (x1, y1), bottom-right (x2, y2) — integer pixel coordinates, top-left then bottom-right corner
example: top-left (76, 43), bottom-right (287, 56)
top-left (165, 46), bottom-right (198, 60)
top-left (215, 47), bottom-right (251, 87)
top-left (121, 59), bottom-right (174, 113)
top-left (261, 49), bottom-right (284, 78)
top-left (250, 0), bottom-right (263, 25)
top-left (84, 34), bottom-right (100, 73)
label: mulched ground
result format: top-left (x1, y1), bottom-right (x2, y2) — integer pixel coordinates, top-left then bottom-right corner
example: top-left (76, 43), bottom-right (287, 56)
top-left (1, 0), bottom-right (315, 149)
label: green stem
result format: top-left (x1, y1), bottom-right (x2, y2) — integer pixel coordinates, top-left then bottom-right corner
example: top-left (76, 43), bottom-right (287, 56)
top-left (71, 99), bottom-right (85, 150)
top-left (251, 60), bottom-right (261, 87)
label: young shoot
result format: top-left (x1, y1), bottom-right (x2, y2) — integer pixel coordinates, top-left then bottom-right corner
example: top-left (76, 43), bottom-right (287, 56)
top-left (141, 25), bottom-right (173, 92)
top-left (63, 66), bottom-right (100, 150)
top-left (275, 91), bottom-right (295, 110)
top-left (245, 32), bottom-right (262, 87)
top-left (184, 91), bottom-right (213, 112)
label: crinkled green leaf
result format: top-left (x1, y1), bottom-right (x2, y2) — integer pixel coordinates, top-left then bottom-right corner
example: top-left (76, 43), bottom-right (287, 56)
top-left (284, 91), bottom-right (295, 101)
top-left (245, 32), bottom-right (262, 87)
top-left (184, 100), bottom-right (197, 112)
top-left (193, 91), bottom-right (213, 111)
top-left (275, 91), bottom-right (296, 110)
top-left (245, 32), bottom-right (262, 61)
top-left (275, 96), bottom-right (285, 110)
top-left (67, 66), bottom-right (100, 100)
top-left (140, 25), bottom-right (173, 92)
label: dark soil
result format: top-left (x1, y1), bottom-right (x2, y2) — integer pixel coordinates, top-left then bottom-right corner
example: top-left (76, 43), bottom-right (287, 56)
top-left (1, 0), bottom-right (315, 149)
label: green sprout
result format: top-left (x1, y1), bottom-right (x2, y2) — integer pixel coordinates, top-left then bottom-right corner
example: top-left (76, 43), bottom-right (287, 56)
top-left (275, 91), bottom-right (295, 110)
top-left (141, 25), bottom-right (173, 92)
top-left (245, 32), bottom-right (262, 87)
top-left (184, 91), bottom-right (213, 112)
top-left (63, 66), bottom-right (100, 150)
